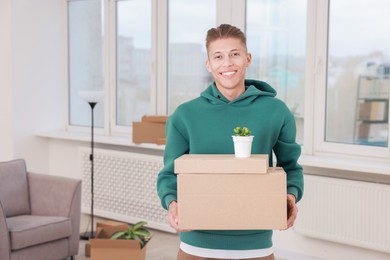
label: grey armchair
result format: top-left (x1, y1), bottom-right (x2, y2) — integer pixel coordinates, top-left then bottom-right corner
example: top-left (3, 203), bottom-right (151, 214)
top-left (0, 159), bottom-right (81, 260)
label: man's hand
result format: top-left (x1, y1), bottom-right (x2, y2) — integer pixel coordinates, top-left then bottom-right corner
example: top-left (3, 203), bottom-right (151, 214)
top-left (168, 200), bottom-right (191, 233)
top-left (286, 194), bottom-right (298, 229)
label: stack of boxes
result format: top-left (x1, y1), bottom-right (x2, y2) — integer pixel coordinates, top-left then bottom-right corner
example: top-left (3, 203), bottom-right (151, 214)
top-left (174, 154), bottom-right (287, 230)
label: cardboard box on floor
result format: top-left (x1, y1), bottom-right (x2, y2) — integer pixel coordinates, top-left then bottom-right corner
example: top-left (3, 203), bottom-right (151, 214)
top-left (85, 220), bottom-right (129, 257)
top-left (174, 154), bottom-right (287, 230)
top-left (90, 221), bottom-right (147, 260)
top-left (133, 115), bottom-right (167, 145)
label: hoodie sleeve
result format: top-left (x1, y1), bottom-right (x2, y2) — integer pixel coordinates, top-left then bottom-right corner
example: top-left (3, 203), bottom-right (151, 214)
top-left (273, 112), bottom-right (304, 203)
top-left (156, 112), bottom-right (189, 210)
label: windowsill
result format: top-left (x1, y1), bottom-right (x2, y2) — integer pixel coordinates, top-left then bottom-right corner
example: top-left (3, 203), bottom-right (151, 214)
top-left (299, 154), bottom-right (390, 185)
top-left (36, 130), bottom-right (389, 184)
top-left (35, 130), bottom-right (165, 151)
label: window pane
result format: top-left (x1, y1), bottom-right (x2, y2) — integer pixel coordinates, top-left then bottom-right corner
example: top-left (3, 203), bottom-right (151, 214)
top-left (168, 0), bottom-right (216, 114)
top-left (246, 0), bottom-right (307, 145)
top-left (326, 0), bottom-right (389, 147)
top-left (116, 0), bottom-right (152, 126)
top-left (68, 0), bottom-right (104, 127)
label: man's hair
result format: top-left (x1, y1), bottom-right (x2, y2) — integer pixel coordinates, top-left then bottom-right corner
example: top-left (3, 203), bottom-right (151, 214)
top-left (205, 24), bottom-right (247, 50)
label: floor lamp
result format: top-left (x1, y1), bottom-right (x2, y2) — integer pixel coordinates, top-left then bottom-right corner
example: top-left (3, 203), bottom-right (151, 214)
top-left (79, 90), bottom-right (105, 240)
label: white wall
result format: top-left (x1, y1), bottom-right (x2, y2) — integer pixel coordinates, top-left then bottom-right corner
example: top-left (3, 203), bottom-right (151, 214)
top-left (0, 0), bottom-right (14, 161)
top-left (274, 228), bottom-right (390, 260)
top-left (1, 1), bottom-right (389, 260)
top-left (0, 0), bottom-right (67, 172)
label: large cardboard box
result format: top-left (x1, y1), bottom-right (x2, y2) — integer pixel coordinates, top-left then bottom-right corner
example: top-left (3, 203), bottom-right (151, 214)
top-left (175, 154), bottom-right (269, 174)
top-left (90, 222), bottom-right (147, 260)
top-left (175, 154), bottom-right (286, 230)
top-left (132, 115), bottom-right (167, 144)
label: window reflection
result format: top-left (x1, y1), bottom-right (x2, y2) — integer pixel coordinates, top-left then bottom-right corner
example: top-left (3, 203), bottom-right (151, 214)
top-left (116, 0), bottom-right (152, 126)
top-left (246, 0), bottom-right (307, 144)
top-left (326, 0), bottom-right (389, 147)
top-left (68, 0), bottom-right (104, 127)
top-left (167, 0), bottom-right (216, 114)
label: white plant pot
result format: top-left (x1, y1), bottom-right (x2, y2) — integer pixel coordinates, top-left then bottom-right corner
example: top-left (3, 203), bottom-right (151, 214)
top-left (232, 135), bottom-right (254, 158)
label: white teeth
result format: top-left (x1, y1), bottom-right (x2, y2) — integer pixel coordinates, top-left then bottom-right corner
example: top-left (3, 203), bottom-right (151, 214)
top-left (222, 71), bottom-right (235, 76)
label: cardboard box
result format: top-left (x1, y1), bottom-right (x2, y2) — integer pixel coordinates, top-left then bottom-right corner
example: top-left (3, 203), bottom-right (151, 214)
top-left (90, 222), bottom-right (147, 260)
top-left (174, 154), bottom-right (269, 174)
top-left (358, 101), bottom-right (387, 121)
top-left (96, 220), bottom-right (129, 233)
top-left (141, 115), bottom-right (168, 123)
top-left (176, 159), bottom-right (287, 230)
top-left (132, 115), bottom-right (167, 144)
top-left (85, 220), bottom-right (129, 257)
top-left (85, 242), bottom-right (91, 257)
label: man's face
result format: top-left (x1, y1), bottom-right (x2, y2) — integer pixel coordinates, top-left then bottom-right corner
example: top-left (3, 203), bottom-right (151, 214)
top-left (206, 37), bottom-right (251, 94)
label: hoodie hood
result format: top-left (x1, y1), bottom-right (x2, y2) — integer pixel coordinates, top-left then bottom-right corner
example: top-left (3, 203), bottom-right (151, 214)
top-left (201, 79), bottom-right (277, 105)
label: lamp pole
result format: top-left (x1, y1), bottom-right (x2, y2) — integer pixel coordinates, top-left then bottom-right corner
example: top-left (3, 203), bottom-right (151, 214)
top-left (89, 101), bottom-right (96, 239)
top-left (79, 91), bottom-right (104, 240)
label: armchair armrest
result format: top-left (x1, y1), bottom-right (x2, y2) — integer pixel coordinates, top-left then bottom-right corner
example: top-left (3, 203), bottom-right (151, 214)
top-left (28, 172), bottom-right (81, 255)
top-left (0, 200), bottom-right (11, 260)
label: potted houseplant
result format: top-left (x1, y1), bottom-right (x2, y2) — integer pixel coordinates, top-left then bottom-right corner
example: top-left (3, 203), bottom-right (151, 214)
top-left (90, 221), bottom-right (152, 260)
top-left (110, 221), bottom-right (152, 248)
top-left (232, 126), bottom-right (254, 158)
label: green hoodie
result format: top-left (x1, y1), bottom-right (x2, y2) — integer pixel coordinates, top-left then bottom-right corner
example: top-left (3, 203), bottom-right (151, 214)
top-left (157, 79), bottom-right (303, 250)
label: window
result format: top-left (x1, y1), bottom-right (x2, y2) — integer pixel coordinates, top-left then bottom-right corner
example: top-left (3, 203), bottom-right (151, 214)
top-left (116, 0), bottom-right (152, 126)
top-left (68, 0), bottom-right (104, 128)
top-left (325, 0), bottom-right (389, 147)
top-left (246, 0), bottom-right (307, 145)
top-left (67, 0), bottom-right (390, 160)
top-left (167, 0), bottom-right (216, 114)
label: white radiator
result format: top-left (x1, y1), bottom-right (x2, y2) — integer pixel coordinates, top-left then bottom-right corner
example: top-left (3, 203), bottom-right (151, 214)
top-left (295, 175), bottom-right (390, 253)
top-left (79, 148), bottom-right (173, 232)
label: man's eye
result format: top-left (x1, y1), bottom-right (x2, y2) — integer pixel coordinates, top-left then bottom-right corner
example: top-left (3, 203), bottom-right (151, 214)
top-left (214, 55), bottom-right (222, 59)
top-left (231, 52), bottom-right (240, 57)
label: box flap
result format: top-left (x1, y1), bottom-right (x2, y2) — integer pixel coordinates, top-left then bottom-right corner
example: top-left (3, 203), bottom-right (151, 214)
top-left (174, 154), bottom-right (269, 174)
top-left (141, 115), bottom-right (168, 123)
top-left (96, 225), bottom-right (129, 239)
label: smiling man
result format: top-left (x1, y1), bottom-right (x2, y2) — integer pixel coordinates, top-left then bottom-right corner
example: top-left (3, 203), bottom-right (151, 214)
top-left (157, 24), bottom-right (304, 260)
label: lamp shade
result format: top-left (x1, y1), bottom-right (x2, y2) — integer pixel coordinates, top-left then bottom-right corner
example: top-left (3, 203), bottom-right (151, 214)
top-left (79, 90), bottom-right (105, 103)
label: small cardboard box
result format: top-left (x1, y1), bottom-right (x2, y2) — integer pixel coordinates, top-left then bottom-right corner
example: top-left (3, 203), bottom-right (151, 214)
top-left (132, 115), bottom-right (167, 144)
top-left (174, 154), bottom-right (269, 174)
top-left (85, 220), bottom-right (129, 257)
top-left (90, 223), bottom-right (147, 260)
top-left (175, 154), bottom-right (286, 230)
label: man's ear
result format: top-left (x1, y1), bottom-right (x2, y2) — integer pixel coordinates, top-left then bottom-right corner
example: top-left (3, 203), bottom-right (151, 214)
top-left (246, 52), bottom-right (252, 67)
top-left (205, 59), bottom-right (211, 72)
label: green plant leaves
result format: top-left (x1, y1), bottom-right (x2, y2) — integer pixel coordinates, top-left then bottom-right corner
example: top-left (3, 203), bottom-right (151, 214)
top-left (233, 126), bottom-right (251, 136)
top-left (109, 221), bottom-right (152, 248)
top-left (132, 221), bottom-right (147, 231)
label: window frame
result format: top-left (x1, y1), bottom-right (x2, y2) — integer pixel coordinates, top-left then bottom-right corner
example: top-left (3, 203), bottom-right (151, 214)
top-left (65, 0), bottom-right (390, 161)
top-left (311, 0), bottom-right (390, 159)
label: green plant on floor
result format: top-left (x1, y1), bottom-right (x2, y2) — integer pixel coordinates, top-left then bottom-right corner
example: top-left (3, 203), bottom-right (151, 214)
top-left (233, 126), bottom-right (251, 136)
top-left (110, 221), bottom-right (152, 248)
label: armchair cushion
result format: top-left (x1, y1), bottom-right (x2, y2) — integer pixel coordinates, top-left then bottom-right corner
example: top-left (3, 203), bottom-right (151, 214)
top-left (0, 160), bottom-right (30, 217)
top-left (6, 215), bottom-right (72, 250)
